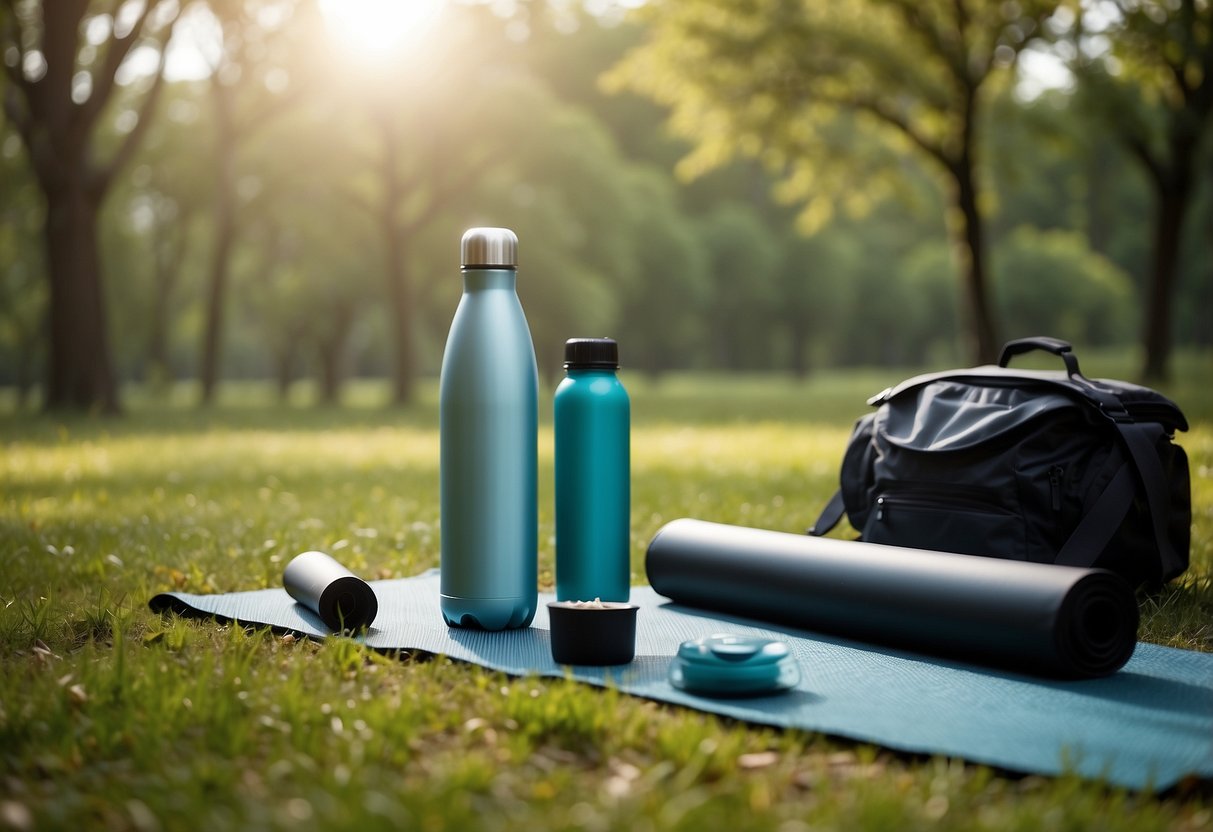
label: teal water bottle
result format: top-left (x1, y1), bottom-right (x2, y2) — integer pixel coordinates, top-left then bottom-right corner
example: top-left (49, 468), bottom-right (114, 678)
top-left (555, 338), bottom-right (630, 602)
top-left (440, 228), bottom-right (538, 630)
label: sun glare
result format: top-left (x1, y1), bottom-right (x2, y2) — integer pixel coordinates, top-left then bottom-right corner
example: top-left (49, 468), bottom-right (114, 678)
top-left (319, 0), bottom-right (446, 56)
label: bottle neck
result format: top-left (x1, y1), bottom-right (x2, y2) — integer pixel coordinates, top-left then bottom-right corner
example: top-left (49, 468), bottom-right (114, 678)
top-left (565, 367), bottom-right (618, 377)
top-left (462, 269), bottom-right (517, 292)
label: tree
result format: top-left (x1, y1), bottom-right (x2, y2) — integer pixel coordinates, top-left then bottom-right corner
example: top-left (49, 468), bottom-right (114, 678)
top-left (607, 0), bottom-right (1059, 365)
top-left (117, 85), bottom-right (211, 391)
top-left (0, 125), bottom-right (44, 405)
top-left (1067, 0), bottom-right (1213, 380)
top-left (1, 0), bottom-right (184, 411)
top-left (141, 169), bottom-right (200, 391)
top-left (239, 121), bottom-right (378, 406)
top-left (362, 100), bottom-right (486, 404)
top-left (243, 247), bottom-right (311, 401)
top-left (316, 3), bottom-right (514, 405)
top-left (195, 0), bottom-right (307, 405)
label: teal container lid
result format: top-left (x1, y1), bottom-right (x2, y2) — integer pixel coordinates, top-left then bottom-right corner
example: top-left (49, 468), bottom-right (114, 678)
top-left (669, 634), bottom-right (800, 697)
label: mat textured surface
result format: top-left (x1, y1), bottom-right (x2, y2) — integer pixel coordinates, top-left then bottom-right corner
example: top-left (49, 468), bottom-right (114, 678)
top-left (150, 570), bottom-right (1213, 790)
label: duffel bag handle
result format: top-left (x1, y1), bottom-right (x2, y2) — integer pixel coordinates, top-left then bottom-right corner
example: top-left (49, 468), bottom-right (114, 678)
top-left (998, 336), bottom-right (1082, 378)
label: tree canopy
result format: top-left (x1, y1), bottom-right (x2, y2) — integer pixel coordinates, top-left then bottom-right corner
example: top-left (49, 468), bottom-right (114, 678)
top-left (606, 0), bottom-right (1061, 364)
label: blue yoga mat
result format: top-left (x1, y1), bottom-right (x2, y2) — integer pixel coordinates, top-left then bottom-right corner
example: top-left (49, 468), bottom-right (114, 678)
top-left (150, 569), bottom-right (1213, 791)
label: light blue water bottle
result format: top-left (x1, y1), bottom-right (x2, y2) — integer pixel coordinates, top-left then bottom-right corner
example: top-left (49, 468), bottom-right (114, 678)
top-left (440, 228), bottom-right (538, 630)
top-left (555, 337), bottom-right (630, 602)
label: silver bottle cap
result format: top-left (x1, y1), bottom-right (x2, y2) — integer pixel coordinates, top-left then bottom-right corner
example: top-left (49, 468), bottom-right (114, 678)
top-left (461, 227), bottom-right (518, 269)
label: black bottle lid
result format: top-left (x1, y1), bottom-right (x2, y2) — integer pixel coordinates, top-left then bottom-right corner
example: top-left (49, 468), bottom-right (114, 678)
top-left (564, 337), bottom-right (619, 370)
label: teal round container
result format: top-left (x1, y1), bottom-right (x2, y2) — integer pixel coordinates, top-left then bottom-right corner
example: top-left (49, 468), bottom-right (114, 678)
top-left (440, 228), bottom-right (538, 630)
top-left (669, 634), bottom-right (801, 697)
top-left (554, 338), bottom-right (630, 602)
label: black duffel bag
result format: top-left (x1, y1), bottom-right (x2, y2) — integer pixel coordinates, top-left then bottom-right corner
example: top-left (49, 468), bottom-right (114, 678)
top-left (809, 337), bottom-right (1191, 587)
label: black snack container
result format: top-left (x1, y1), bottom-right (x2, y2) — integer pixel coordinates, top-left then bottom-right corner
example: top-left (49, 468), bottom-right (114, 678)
top-left (547, 601), bottom-right (638, 666)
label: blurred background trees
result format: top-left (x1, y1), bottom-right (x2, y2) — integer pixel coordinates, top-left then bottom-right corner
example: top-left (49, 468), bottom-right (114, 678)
top-left (2, 0), bottom-right (183, 411)
top-left (0, 0), bottom-right (1209, 411)
top-left (606, 0), bottom-right (1060, 366)
top-left (1064, 0), bottom-right (1213, 380)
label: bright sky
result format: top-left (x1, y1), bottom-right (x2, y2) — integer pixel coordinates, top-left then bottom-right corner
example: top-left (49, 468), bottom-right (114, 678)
top-left (162, 4), bottom-right (223, 80)
top-left (1017, 48), bottom-right (1075, 100)
top-left (317, 0), bottom-right (446, 57)
top-left (153, 0), bottom-right (450, 79)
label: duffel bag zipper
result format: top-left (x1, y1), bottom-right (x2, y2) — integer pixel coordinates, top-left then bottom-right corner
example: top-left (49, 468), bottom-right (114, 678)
top-left (1049, 465), bottom-right (1064, 512)
top-left (875, 489), bottom-right (1011, 522)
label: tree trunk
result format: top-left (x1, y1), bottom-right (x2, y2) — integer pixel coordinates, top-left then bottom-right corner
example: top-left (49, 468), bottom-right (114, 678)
top-left (1085, 139), bottom-right (1113, 258)
top-left (317, 346), bottom-right (340, 405)
top-left (384, 229), bottom-right (415, 405)
top-left (377, 114), bottom-right (416, 406)
top-left (1197, 210), bottom-right (1213, 349)
top-left (274, 340), bottom-right (297, 403)
top-left (199, 82), bottom-right (237, 406)
top-left (43, 182), bottom-right (120, 413)
top-left (146, 217), bottom-right (188, 393)
top-left (316, 305), bottom-right (353, 405)
top-left (1140, 173), bottom-right (1192, 382)
top-left (948, 157), bottom-right (1000, 365)
top-left (147, 266), bottom-right (171, 389)
top-left (788, 323), bottom-right (809, 378)
top-left (15, 329), bottom-right (37, 410)
top-left (4, 0), bottom-right (180, 413)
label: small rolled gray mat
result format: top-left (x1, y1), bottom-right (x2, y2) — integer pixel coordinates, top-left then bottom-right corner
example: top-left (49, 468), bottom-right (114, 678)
top-left (150, 569), bottom-right (1213, 791)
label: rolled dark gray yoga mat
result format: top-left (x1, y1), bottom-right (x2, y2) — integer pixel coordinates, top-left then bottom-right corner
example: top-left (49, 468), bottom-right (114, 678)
top-left (645, 519), bottom-right (1138, 678)
top-left (283, 551), bottom-right (378, 631)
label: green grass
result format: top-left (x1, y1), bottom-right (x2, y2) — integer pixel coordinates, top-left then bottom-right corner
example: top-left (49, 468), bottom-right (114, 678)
top-left (1, 365), bottom-right (1211, 831)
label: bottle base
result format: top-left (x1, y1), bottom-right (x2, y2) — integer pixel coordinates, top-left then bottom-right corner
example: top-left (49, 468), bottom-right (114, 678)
top-left (441, 595), bottom-right (536, 631)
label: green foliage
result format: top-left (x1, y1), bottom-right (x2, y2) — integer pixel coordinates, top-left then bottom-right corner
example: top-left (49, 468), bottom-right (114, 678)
top-left (604, 0), bottom-right (1054, 226)
top-left (696, 203), bottom-right (782, 370)
top-left (845, 225), bottom-right (1141, 363)
top-left (521, 11), bottom-right (686, 168)
top-left (982, 85), bottom-right (1157, 277)
top-left (613, 166), bottom-right (712, 376)
top-left (812, 201), bottom-right (960, 368)
top-left (1066, 0), bottom-right (1213, 169)
top-left (886, 241), bottom-right (964, 363)
top-left (994, 226), bottom-right (1137, 345)
top-left (603, 0), bottom-right (1072, 365)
